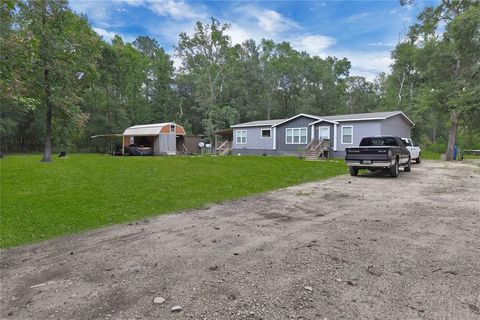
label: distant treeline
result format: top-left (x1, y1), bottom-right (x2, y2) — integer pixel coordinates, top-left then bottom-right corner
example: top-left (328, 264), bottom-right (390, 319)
top-left (1, 0), bottom-right (479, 161)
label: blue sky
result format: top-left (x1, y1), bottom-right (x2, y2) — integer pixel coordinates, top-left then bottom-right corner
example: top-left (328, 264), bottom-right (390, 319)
top-left (69, 0), bottom-right (439, 80)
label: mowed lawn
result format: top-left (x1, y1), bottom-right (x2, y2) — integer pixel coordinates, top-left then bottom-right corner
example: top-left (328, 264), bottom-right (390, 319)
top-left (0, 154), bottom-right (347, 248)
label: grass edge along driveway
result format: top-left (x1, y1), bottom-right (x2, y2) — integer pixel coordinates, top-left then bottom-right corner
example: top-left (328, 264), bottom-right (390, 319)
top-left (1, 154), bottom-right (347, 248)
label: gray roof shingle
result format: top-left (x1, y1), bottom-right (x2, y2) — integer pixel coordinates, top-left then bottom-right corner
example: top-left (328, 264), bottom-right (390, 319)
top-left (230, 119), bottom-right (287, 128)
top-left (321, 111), bottom-right (404, 121)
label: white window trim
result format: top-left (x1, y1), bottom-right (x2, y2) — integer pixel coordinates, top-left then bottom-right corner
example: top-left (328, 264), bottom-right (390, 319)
top-left (170, 124), bottom-right (176, 133)
top-left (341, 126), bottom-right (353, 145)
top-left (260, 129), bottom-right (271, 138)
top-left (273, 127), bottom-right (276, 149)
top-left (333, 124), bottom-right (338, 151)
top-left (285, 127), bottom-right (308, 145)
top-left (318, 126), bottom-right (330, 140)
top-left (236, 130), bottom-right (247, 144)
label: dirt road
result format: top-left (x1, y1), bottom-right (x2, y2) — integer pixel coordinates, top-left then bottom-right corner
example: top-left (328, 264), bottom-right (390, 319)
top-left (1, 161), bottom-right (480, 319)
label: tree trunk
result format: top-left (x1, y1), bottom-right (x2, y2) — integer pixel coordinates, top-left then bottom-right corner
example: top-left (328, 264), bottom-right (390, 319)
top-left (445, 111), bottom-right (460, 161)
top-left (40, 2), bottom-right (52, 162)
top-left (432, 123), bottom-right (437, 143)
top-left (41, 68), bottom-right (53, 162)
top-left (398, 73), bottom-right (405, 103)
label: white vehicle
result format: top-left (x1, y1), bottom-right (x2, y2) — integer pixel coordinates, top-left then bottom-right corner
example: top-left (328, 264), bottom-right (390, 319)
top-left (401, 138), bottom-right (421, 163)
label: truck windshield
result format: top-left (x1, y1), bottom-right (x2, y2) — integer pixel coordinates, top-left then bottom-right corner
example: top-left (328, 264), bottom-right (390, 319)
top-left (360, 137), bottom-right (398, 147)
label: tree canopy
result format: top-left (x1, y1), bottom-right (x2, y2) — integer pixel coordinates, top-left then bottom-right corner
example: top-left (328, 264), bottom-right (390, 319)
top-left (1, 0), bottom-right (479, 160)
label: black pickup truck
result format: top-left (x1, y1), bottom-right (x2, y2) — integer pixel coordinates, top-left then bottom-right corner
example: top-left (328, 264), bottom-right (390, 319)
top-left (345, 136), bottom-right (411, 177)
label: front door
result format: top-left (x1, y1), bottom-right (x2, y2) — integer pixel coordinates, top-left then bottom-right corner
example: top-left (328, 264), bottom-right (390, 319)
top-left (319, 126), bottom-right (330, 140)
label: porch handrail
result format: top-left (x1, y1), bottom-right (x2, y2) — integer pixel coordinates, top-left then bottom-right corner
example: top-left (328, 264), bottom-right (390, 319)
top-left (216, 140), bottom-right (229, 151)
top-left (305, 139), bottom-right (316, 151)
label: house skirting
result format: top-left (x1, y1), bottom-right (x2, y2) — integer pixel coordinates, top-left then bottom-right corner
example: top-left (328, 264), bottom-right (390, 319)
top-left (231, 148), bottom-right (345, 158)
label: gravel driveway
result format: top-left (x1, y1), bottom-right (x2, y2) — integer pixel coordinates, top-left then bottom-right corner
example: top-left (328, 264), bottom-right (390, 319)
top-left (1, 161), bottom-right (479, 319)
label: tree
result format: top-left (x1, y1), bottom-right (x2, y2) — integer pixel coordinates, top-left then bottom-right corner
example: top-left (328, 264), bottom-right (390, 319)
top-left (19, 0), bottom-right (100, 161)
top-left (345, 76), bottom-right (379, 113)
top-left (175, 18), bottom-right (237, 136)
top-left (399, 0), bottom-right (480, 160)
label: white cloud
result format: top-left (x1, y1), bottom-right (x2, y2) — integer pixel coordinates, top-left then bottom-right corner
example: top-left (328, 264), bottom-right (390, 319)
top-left (330, 50), bottom-right (392, 81)
top-left (117, 0), bottom-right (144, 5)
top-left (346, 12), bottom-right (373, 21)
top-left (368, 41), bottom-right (396, 47)
top-left (93, 27), bottom-right (136, 43)
top-left (256, 9), bottom-right (299, 34)
top-left (292, 34), bottom-right (336, 56)
top-left (93, 27), bottom-right (118, 41)
top-left (233, 5), bottom-right (300, 35)
top-left (228, 23), bottom-right (254, 44)
top-left (147, 0), bottom-right (206, 20)
top-left (70, 0), bottom-right (112, 23)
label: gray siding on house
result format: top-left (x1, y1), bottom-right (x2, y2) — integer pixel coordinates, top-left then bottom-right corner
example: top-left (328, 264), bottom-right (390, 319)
top-left (380, 114), bottom-right (412, 138)
top-left (232, 126), bottom-right (274, 150)
top-left (336, 120), bottom-right (382, 151)
top-left (275, 116), bottom-right (316, 151)
top-left (229, 112), bottom-right (413, 157)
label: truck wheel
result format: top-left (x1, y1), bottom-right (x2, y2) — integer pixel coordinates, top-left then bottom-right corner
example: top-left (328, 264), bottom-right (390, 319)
top-left (349, 167), bottom-right (359, 176)
top-left (389, 161), bottom-right (399, 178)
top-left (416, 155), bottom-right (421, 164)
top-left (404, 158), bottom-right (411, 172)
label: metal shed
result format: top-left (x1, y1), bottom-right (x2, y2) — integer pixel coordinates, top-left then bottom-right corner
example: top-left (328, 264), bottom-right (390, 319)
top-left (122, 123), bottom-right (187, 156)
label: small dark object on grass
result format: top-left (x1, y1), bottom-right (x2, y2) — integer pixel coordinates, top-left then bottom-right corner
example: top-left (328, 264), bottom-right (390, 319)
top-left (346, 280), bottom-right (357, 286)
top-left (58, 151), bottom-right (66, 158)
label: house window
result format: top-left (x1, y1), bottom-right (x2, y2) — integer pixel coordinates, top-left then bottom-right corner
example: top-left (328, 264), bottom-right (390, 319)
top-left (341, 126), bottom-right (353, 144)
top-left (261, 129), bottom-right (271, 138)
top-left (319, 126), bottom-right (330, 140)
top-left (286, 128), bottom-right (307, 144)
top-left (236, 130), bottom-right (247, 144)
top-left (170, 124), bottom-right (176, 133)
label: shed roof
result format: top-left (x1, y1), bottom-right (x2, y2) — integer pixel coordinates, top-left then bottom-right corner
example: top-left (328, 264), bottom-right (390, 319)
top-left (123, 123), bottom-right (186, 136)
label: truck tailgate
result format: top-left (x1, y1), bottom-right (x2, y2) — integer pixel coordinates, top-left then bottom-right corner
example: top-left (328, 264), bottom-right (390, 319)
top-left (345, 147), bottom-right (390, 161)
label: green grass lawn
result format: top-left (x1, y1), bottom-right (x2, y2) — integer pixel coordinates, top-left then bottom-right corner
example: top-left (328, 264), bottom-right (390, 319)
top-left (0, 154), bottom-right (347, 248)
top-left (421, 151), bottom-right (442, 160)
top-left (421, 151), bottom-right (480, 160)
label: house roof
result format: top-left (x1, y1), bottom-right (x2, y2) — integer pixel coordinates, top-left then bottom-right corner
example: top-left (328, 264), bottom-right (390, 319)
top-left (123, 123), bottom-right (186, 136)
top-left (230, 119), bottom-right (287, 128)
top-left (307, 118), bottom-right (340, 125)
top-left (230, 111), bottom-right (415, 129)
top-left (271, 113), bottom-right (322, 127)
top-left (319, 111), bottom-right (415, 126)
